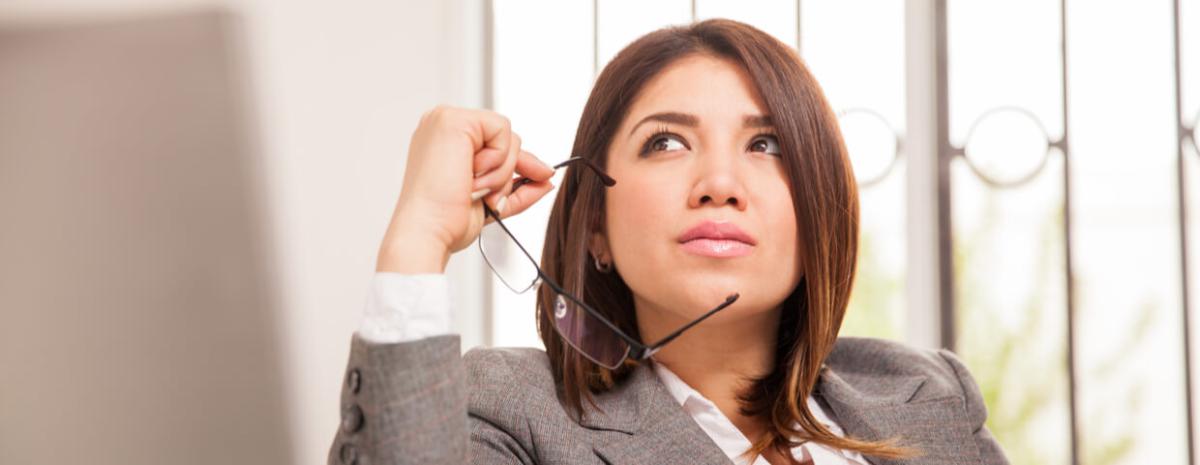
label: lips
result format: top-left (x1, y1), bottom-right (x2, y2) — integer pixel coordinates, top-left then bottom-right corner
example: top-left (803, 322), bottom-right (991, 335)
top-left (678, 220), bottom-right (756, 258)
top-left (677, 220), bottom-right (757, 245)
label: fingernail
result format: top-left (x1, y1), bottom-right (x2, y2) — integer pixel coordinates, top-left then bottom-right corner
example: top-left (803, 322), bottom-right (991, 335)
top-left (496, 195), bottom-right (508, 215)
top-left (536, 156), bottom-right (552, 170)
top-left (470, 188), bottom-right (491, 201)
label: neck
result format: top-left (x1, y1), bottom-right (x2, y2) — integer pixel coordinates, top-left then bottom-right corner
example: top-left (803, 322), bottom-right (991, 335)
top-left (636, 297), bottom-right (781, 440)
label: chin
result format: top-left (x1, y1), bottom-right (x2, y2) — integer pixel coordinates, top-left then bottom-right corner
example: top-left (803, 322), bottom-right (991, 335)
top-left (674, 271), bottom-right (748, 306)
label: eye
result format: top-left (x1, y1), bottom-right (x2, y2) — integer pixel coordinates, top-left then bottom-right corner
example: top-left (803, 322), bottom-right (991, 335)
top-left (749, 134), bottom-right (781, 155)
top-left (640, 131), bottom-right (688, 156)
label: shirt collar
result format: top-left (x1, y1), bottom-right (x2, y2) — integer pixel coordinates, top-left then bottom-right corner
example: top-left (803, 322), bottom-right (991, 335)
top-left (651, 358), bottom-right (705, 408)
top-left (651, 360), bottom-right (844, 431)
top-left (651, 359), bottom-right (865, 464)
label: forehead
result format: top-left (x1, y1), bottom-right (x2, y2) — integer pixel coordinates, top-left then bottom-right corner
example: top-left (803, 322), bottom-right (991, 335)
top-left (623, 54), bottom-right (769, 126)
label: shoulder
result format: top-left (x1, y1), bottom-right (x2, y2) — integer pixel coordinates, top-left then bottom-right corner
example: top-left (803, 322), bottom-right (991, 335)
top-left (824, 338), bottom-right (1009, 461)
top-left (462, 345), bottom-right (556, 388)
top-left (826, 336), bottom-right (981, 403)
top-left (461, 345), bottom-right (562, 415)
top-left (457, 346), bottom-right (563, 452)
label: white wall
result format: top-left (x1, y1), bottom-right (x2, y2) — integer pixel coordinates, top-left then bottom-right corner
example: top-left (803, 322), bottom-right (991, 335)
top-left (237, 1), bottom-right (489, 462)
top-left (0, 1), bottom-right (488, 463)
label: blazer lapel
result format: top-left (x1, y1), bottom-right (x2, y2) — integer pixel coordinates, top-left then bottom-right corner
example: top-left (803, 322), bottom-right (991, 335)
top-left (577, 349), bottom-right (983, 465)
top-left (815, 365), bottom-right (982, 465)
top-left (581, 363), bottom-right (732, 465)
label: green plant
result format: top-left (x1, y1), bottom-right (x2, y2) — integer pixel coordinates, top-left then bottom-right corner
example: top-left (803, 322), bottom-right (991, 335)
top-left (954, 193), bottom-right (1148, 465)
top-left (846, 182), bottom-right (1155, 464)
top-left (843, 230), bottom-right (904, 339)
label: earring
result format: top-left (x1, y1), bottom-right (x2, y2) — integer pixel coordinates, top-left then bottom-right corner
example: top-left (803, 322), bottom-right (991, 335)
top-left (593, 255), bottom-right (613, 273)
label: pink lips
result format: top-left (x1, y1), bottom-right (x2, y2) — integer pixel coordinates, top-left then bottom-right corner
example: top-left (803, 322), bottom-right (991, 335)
top-left (677, 220), bottom-right (756, 258)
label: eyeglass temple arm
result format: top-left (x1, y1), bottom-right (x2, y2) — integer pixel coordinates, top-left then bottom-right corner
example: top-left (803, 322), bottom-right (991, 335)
top-left (555, 157), bottom-right (616, 186)
top-left (537, 274), bottom-right (649, 345)
top-left (480, 197), bottom-right (642, 348)
top-left (511, 156), bottom-right (615, 191)
top-left (642, 293), bottom-right (740, 353)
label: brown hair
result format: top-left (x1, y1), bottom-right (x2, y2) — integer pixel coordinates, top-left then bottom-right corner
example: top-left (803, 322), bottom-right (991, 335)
top-left (536, 18), bottom-right (916, 462)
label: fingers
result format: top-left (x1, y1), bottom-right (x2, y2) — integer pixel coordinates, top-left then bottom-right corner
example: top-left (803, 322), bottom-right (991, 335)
top-left (460, 111), bottom-right (554, 222)
top-left (464, 108), bottom-right (513, 155)
top-left (513, 150), bottom-right (555, 182)
top-left (472, 147), bottom-right (506, 178)
top-left (476, 151), bottom-right (556, 224)
top-left (473, 133), bottom-right (519, 192)
top-left (487, 179), bottom-right (554, 224)
top-left (472, 147), bottom-right (552, 192)
top-left (482, 133), bottom-right (521, 214)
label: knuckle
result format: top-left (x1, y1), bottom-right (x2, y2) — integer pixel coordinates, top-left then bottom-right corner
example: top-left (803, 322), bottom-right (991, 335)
top-left (422, 105), bottom-right (448, 125)
top-left (511, 133), bottom-right (522, 152)
top-left (497, 112), bottom-right (511, 130)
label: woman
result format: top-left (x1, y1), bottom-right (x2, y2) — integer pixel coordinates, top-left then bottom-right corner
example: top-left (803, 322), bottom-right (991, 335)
top-left (329, 19), bottom-right (1008, 465)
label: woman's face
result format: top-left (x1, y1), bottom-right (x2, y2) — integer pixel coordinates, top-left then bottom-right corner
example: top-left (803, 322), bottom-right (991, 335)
top-left (593, 53), bottom-right (802, 328)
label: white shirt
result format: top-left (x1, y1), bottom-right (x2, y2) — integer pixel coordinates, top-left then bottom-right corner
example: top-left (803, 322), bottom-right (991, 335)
top-left (357, 272), bottom-right (866, 465)
top-left (651, 361), bottom-right (868, 465)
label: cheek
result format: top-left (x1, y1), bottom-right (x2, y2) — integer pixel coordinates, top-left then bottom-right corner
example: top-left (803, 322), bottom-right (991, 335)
top-left (763, 187), bottom-right (802, 273)
top-left (605, 177), bottom-right (675, 257)
top-left (771, 193), bottom-right (798, 243)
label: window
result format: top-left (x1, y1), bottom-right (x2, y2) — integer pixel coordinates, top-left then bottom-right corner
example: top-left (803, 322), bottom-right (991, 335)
top-left (486, 1), bottom-right (1200, 462)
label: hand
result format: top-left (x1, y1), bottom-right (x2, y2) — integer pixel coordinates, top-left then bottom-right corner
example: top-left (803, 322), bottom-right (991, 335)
top-left (377, 105), bottom-right (557, 273)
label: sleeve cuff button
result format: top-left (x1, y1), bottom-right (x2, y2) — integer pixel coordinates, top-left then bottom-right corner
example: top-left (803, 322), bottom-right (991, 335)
top-left (347, 368), bottom-right (362, 394)
top-left (342, 404), bottom-right (364, 433)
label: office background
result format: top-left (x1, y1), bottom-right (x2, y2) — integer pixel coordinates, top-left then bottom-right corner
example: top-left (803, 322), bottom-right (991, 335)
top-left (0, 1), bottom-right (1196, 464)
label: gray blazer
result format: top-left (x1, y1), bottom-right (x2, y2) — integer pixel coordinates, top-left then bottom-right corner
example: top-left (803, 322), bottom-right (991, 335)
top-left (327, 334), bottom-right (1009, 465)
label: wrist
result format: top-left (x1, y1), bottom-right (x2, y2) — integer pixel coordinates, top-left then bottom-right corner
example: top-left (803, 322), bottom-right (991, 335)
top-left (376, 235), bottom-right (450, 274)
top-left (376, 244), bottom-right (448, 274)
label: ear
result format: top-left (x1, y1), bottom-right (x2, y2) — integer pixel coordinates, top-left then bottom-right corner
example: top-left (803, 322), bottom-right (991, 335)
top-left (588, 230), bottom-right (610, 263)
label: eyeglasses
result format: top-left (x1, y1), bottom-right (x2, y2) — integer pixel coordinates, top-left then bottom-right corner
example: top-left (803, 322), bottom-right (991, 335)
top-left (478, 156), bottom-right (740, 369)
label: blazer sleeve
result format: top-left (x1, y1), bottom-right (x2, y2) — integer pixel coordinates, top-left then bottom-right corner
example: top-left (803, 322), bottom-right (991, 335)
top-left (936, 349), bottom-right (1010, 465)
top-left (327, 334), bottom-right (534, 465)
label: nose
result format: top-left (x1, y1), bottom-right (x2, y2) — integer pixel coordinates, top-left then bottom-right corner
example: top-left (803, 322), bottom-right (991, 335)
top-left (687, 155), bottom-right (748, 211)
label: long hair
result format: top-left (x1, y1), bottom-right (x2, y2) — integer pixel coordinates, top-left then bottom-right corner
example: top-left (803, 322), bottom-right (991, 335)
top-left (535, 18), bottom-right (916, 462)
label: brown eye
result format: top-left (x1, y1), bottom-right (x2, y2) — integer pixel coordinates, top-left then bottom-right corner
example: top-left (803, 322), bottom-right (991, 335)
top-left (652, 137), bottom-right (671, 151)
top-left (749, 135), bottom-right (781, 155)
top-left (641, 133), bottom-right (687, 156)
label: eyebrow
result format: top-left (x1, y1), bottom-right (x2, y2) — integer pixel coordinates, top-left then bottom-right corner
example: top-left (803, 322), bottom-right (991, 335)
top-left (627, 112), bottom-right (774, 137)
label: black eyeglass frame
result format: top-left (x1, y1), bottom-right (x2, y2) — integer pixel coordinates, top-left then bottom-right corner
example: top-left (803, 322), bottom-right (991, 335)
top-left (478, 156), bottom-right (740, 368)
